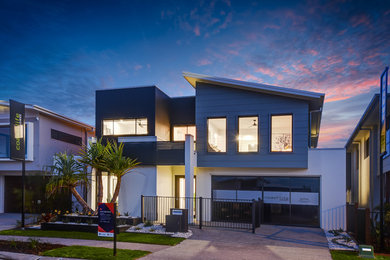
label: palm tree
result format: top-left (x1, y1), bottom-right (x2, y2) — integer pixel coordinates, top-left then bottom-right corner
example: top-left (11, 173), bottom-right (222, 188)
top-left (46, 152), bottom-right (92, 212)
top-left (78, 138), bottom-right (107, 205)
top-left (103, 141), bottom-right (140, 203)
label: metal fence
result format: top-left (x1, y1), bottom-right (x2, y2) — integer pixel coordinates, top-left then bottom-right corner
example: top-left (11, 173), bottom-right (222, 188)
top-left (141, 195), bottom-right (262, 232)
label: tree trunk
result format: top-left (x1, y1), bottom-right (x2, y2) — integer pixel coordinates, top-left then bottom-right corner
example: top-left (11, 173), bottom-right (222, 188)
top-left (97, 170), bottom-right (103, 204)
top-left (110, 176), bottom-right (122, 203)
top-left (70, 187), bottom-right (92, 213)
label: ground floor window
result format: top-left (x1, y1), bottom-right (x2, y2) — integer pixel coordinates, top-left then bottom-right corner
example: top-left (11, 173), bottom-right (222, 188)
top-left (212, 176), bottom-right (320, 227)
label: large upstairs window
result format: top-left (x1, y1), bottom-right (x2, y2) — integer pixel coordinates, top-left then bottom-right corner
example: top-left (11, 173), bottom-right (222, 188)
top-left (173, 125), bottom-right (196, 141)
top-left (103, 118), bottom-right (148, 136)
top-left (238, 116), bottom-right (258, 152)
top-left (271, 115), bottom-right (293, 152)
top-left (207, 118), bottom-right (226, 153)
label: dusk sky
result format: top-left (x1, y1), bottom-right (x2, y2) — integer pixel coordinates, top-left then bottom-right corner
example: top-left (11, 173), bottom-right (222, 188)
top-left (1, 0), bottom-right (389, 148)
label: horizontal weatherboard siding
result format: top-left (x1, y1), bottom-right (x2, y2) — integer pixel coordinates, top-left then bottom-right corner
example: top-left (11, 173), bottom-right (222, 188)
top-left (196, 82), bottom-right (309, 168)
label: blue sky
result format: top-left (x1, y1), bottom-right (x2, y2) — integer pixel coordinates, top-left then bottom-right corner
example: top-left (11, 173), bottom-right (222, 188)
top-left (1, 0), bottom-right (389, 147)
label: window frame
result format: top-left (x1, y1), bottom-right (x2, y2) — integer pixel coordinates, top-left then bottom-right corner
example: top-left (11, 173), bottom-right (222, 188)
top-left (364, 137), bottom-right (370, 159)
top-left (172, 125), bottom-right (196, 142)
top-left (207, 117), bottom-right (227, 154)
top-left (237, 115), bottom-right (259, 153)
top-left (102, 118), bottom-right (149, 137)
top-left (270, 113), bottom-right (293, 153)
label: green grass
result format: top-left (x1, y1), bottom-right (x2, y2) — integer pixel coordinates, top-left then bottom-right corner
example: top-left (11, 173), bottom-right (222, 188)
top-left (331, 250), bottom-right (390, 260)
top-left (0, 229), bottom-right (185, 246)
top-left (42, 245), bottom-right (149, 260)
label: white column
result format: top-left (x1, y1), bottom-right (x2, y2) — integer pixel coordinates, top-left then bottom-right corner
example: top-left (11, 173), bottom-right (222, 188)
top-left (0, 175), bottom-right (4, 213)
top-left (185, 134), bottom-right (194, 223)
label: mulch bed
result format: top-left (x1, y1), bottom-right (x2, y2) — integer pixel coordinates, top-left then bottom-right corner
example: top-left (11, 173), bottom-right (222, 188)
top-left (0, 239), bottom-right (65, 255)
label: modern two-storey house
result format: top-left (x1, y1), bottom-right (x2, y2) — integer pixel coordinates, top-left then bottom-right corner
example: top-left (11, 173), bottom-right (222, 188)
top-left (0, 101), bottom-right (94, 214)
top-left (95, 72), bottom-right (346, 229)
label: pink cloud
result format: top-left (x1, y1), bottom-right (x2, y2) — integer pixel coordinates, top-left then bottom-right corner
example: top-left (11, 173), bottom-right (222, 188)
top-left (263, 24), bottom-right (280, 30)
top-left (348, 60), bottom-right (360, 66)
top-left (351, 14), bottom-right (370, 27)
top-left (194, 25), bottom-right (200, 36)
top-left (255, 67), bottom-right (276, 77)
top-left (134, 64), bottom-right (143, 71)
top-left (197, 58), bottom-right (212, 66)
top-left (325, 78), bottom-right (378, 102)
top-left (307, 49), bottom-right (318, 56)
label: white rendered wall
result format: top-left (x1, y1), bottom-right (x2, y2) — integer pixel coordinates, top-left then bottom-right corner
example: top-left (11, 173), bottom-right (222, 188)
top-left (118, 166), bottom-right (157, 217)
top-left (156, 166), bottom-right (173, 196)
top-left (196, 148), bottom-right (346, 230)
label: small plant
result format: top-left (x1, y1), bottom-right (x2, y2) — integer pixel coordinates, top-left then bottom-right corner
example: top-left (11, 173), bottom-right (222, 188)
top-left (9, 239), bottom-right (17, 249)
top-left (144, 220), bottom-right (153, 227)
top-left (149, 228), bottom-right (156, 232)
top-left (135, 227), bottom-right (142, 230)
top-left (87, 218), bottom-right (94, 225)
top-left (28, 238), bottom-right (40, 250)
top-left (15, 220), bottom-right (22, 228)
top-left (124, 212), bottom-right (129, 216)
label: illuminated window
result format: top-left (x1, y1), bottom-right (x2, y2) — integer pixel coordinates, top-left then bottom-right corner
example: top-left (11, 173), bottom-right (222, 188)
top-left (173, 126), bottom-right (196, 141)
top-left (271, 115), bottom-right (292, 152)
top-left (207, 118), bottom-right (226, 152)
top-left (103, 118), bottom-right (148, 136)
top-left (238, 116), bottom-right (258, 152)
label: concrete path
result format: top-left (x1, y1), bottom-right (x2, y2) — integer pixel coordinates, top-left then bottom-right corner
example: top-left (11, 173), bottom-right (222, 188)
top-left (142, 225), bottom-right (332, 260)
top-left (0, 250), bottom-right (82, 260)
top-left (0, 235), bottom-right (169, 253)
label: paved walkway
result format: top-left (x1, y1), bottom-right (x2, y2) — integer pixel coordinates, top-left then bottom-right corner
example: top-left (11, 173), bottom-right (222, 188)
top-left (0, 250), bottom-right (82, 260)
top-left (142, 225), bottom-right (332, 260)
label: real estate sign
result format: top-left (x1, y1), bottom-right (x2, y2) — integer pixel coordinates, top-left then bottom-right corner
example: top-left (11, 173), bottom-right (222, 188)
top-left (380, 67), bottom-right (389, 155)
top-left (9, 99), bottom-right (25, 161)
top-left (98, 203), bottom-right (115, 237)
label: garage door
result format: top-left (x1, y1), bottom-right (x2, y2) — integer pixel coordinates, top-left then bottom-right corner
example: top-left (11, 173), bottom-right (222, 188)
top-left (212, 176), bottom-right (320, 227)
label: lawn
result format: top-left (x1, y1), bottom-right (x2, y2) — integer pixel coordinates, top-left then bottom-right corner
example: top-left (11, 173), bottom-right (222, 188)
top-left (42, 245), bottom-right (149, 260)
top-left (331, 250), bottom-right (390, 260)
top-left (0, 229), bottom-right (185, 246)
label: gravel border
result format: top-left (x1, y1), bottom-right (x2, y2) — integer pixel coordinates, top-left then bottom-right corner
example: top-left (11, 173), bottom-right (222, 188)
top-left (126, 223), bottom-right (193, 238)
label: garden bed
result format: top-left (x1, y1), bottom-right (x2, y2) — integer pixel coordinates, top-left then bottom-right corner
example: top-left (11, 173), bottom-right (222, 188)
top-left (0, 239), bottom-right (65, 255)
top-left (41, 222), bottom-right (130, 233)
top-left (58, 214), bottom-right (141, 226)
top-left (325, 229), bottom-right (358, 251)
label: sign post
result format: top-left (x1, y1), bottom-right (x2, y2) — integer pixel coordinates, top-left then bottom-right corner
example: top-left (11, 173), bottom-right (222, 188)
top-left (379, 66), bottom-right (389, 251)
top-left (98, 202), bottom-right (117, 256)
top-left (9, 99), bottom-right (25, 228)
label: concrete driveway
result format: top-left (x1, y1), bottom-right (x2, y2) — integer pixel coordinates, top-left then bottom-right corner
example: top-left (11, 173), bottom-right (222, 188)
top-left (0, 213), bottom-right (37, 231)
top-left (142, 225), bottom-right (332, 260)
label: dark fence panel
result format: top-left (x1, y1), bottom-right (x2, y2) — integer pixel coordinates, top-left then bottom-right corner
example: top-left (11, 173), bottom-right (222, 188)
top-left (346, 203), bottom-right (371, 244)
top-left (141, 196), bottom-right (262, 231)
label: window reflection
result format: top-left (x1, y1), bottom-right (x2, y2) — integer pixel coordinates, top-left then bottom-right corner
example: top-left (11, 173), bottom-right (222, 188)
top-left (207, 118), bottom-right (226, 152)
top-left (238, 116), bottom-right (258, 152)
top-left (103, 118), bottom-right (148, 136)
top-left (271, 115), bottom-right (292, 152)
top-left (173, 125), bottom-right (196, 141)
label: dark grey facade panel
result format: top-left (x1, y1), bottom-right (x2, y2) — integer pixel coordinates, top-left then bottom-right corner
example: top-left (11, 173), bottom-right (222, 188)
top-left (196, 82), bottom-right (309, 168)
top-left (95, 86), bottom-right (157, 138)
top-left (155, 88), bottom-right (171, 141)
top-left (170, 97), bottom-right (195, 126)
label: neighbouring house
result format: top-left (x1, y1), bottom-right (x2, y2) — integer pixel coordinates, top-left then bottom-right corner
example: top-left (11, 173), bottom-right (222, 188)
top-left (0, 101), bottom-right (94, 213)
top-left (345, 94), bottom-right (390, 211)
top-left (95, 72), bottom-right (346, 230)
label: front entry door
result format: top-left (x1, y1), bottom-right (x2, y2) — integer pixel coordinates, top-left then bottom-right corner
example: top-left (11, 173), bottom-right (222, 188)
top-left (175, 175), bottom-right (196, 208)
